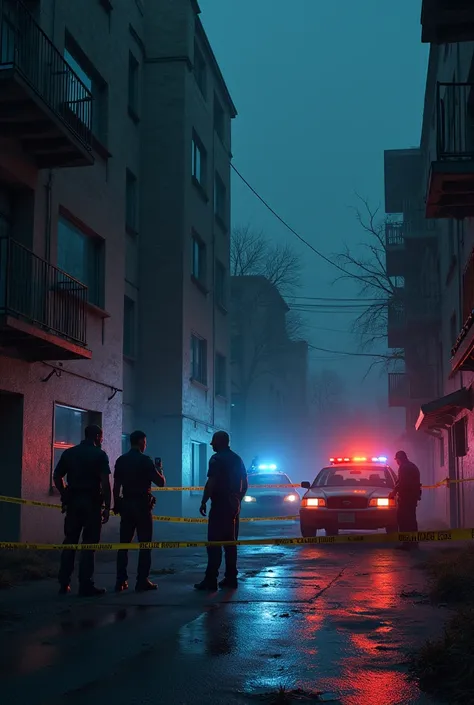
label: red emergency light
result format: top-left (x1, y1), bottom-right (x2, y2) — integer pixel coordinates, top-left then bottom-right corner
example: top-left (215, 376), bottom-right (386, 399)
top-left (329, 455), bottom-right (387, 465)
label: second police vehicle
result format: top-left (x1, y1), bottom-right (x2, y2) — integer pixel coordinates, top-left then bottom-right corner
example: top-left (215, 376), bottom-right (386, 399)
top-left (241, 462), bottom-right (300, 518)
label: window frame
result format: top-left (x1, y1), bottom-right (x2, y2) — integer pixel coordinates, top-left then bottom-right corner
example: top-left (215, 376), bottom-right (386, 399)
top-left (192, 132), bottom-right (207, 196)
top-left (57, 211), bottom-right (106, 310)
top-left (190, 333), bottom-right (207, 386)
top-left (126, 168), bottom-right (138, 235)
top-left (52, 403), bottom-right (101, 478)
top-left (191, 231), bottom-right (207, 290)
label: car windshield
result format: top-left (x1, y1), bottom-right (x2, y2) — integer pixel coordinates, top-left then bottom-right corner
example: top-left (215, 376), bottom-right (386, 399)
top-left (312, 466), bottom-right (394, 489)
top-left (248, 473), bottom-right (291, 485)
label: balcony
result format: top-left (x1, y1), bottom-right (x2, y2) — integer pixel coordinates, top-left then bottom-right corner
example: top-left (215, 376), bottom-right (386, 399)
top-left (0, 0), bottom-right (94, 169)
top-left (0, 237), bottom-right (91, 361)
top-left (385, 223), bottom-right (405, 277)
top-left (388, 291), bottom-right (439, 348)
top-left (388, 371), bottom-right (437, 407)
top-left (426, 83), bottom-right (474, 219)
top-left (388, 373), bottom-right (409, 407)
top-left (421, 0), bottom-right (474, 44)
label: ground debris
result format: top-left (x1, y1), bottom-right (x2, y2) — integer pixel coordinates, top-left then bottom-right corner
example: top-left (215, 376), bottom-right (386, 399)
top-left (246, 685), bottom-right (328, 703)
top-left (150, 567), bottom-right (176, 575)
top-left (0, 549), bottom-right (57, 589)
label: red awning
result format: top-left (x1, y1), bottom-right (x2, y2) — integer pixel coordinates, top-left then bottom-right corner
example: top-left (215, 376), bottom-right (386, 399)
top-left (415, 387), bottom-right (473, 433)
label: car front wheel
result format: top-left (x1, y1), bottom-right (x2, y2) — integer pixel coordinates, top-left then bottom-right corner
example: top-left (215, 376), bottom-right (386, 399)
top-left (300, 523), bottom-right (317, 538)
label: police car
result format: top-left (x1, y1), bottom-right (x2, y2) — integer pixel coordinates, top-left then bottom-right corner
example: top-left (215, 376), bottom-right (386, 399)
top-left (299, 455), bottom-right (398, 537)
top-left (241, 463), bottom-right (300, 517)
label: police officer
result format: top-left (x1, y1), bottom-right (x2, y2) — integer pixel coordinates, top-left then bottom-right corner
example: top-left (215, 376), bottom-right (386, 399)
top-left (390, 450), bottom-right (422, 550)
top-left (194, 431), bottom-right (247, 591)
top-left (54, 424), bottom-right (111, 596)
top-left (113, 430), bottom-right (166, 592)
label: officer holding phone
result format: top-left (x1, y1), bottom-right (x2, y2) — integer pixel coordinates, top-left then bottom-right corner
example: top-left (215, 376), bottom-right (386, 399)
top-left (113, 430), bottom-right (165, 592)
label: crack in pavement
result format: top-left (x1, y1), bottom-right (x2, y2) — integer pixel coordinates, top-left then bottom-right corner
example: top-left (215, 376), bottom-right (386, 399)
top-left (309, 567), bottom-right (346, 603)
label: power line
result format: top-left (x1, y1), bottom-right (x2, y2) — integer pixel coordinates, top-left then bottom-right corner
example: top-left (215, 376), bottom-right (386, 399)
top-left (308, 343), bottom-right (395, 359)
top-left (231, 163), bottom-right (359, 280)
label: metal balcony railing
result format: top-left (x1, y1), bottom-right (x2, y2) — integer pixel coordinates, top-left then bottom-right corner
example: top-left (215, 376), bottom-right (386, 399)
top-left (437, 82), bottom-right (474, 160)
top-left (0, 0), bottom-right (92, 148)
top-left (0, 237), bottom-right (88, 346)
top-left (385, 223), bottom-right (404, 248)
top-left (388, 372), bottom-right (409, 398)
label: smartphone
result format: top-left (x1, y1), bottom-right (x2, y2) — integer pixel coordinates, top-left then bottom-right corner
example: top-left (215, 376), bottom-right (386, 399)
top-left (155, 457), bottom-right (162, 466)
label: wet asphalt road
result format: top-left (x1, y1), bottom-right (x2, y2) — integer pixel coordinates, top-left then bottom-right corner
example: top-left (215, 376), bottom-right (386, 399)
top-left (0, 521), bottom-right (445, 705)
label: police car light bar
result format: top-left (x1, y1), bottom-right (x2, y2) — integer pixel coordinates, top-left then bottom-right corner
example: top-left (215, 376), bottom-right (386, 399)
top-left (329, 456), bottom-right (387, 464)
top-left (258, 463), bottom-right (277, 470)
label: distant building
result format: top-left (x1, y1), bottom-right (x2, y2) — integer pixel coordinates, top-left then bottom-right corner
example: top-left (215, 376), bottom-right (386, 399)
top-left (384, 35), bottom-right (474, 529)
top-left (0, 0), bottom-right (235, 540)
top-left (230, 275), bottom-right (309, 472)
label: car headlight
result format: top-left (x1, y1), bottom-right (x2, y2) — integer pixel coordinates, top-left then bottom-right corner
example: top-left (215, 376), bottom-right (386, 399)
top-left (284, 494), bottom-right (298, 502)
top-left (368, 498), bottom-right (396, 508)
top-left (301, 498), bottom-right (326, 508)
top-left (244, 495), bottom-right (256, 503)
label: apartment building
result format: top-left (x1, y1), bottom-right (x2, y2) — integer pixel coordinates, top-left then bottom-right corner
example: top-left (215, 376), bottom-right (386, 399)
top-left (384, 3), bottom-right (474, 529)
top-left (123, 0), bottom-right (236, 518)
top-left (230, 275), bottom-right (309, 471)
top-left (0, 0), bottom-right (235, 540)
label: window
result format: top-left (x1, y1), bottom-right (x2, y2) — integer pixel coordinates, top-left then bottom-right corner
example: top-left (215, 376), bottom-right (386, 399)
top-left (126, 169), bottom-right (138, 233)
top-left (453, 417), bottom-right (468, 457)
top-left (215, 353), bottom-right (227, 397)
top-left (191, 232), bottom-right (206, 285)
top-left (57, 216), bottom-right (105, 308)
top-left (192, 133), bottom-right (207, 190)
top-left (191, 441), bottom-right (207, 495)
top-left (64, 38), bottom-right (108, 144)
top-left (128, 51), bottom-right (139, 117)
top-left (191, 334), bottom-right (207, 385)
top-left (194, 40), bottom-right (206, 97)
top-left (53, 404), bottom-right (100, 470)
top-left (214, 94), bottom-right (225, 141)
top-left (123, 296), bottom-right (136, 358)
top-left (215, 260), bottom-right (226, 308)
top-left (214, 172), bottom-right (226, 224)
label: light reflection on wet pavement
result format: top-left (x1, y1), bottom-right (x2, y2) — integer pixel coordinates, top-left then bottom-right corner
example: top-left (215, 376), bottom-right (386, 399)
top-left (0, 523), bottom-right (444, 704)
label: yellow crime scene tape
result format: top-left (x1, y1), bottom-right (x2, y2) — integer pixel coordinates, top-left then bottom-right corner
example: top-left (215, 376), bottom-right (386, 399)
top-left (0, 528), bottom-right (473, 551)
top-left (0, 495), bottom-right (298, 523)
top-left (152, 484), bottom-right (301, 491)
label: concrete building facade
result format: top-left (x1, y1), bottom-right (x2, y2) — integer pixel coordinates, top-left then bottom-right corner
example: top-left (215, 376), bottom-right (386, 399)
top-left (0, 0), bottom-right (235, 539)
top-left (385, 5), bottom-right (474, 528)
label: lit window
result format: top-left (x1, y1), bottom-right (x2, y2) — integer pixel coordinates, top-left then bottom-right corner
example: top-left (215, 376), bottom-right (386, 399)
top-left (192, 133), bottom-right (207, 189)
top-left (53, 404), bottom-right (100, 470)
top-left (191, 233), bottom-right (206, 285)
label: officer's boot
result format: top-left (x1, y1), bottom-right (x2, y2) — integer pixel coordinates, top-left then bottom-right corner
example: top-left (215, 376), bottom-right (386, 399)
top-left (135, 579), bottom-right (157, 592)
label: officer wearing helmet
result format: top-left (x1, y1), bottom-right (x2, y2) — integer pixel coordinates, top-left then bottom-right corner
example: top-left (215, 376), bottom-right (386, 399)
top-left (194, 431), bottom-right (247, 591)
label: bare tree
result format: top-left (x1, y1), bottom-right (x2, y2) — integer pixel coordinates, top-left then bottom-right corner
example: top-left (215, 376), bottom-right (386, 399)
top-left (230, 226), bottom-right (307, 443)
top-left (335, 196), bottom-right (404, 372)
top-left (311, 369), bottom-right (344, 415)
top-left (231, 225), bottom-right (302, 296)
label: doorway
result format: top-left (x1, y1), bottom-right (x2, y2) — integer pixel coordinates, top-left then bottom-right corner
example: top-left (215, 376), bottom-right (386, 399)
top-left (0, 391), bottom-right (24, 540)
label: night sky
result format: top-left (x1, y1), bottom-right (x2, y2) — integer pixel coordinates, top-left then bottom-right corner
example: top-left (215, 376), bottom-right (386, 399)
top-left (200, 0), bottom-right (428, 419)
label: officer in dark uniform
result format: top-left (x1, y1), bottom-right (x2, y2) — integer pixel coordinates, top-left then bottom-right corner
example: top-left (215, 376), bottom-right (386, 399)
top-left (194, 431), bottom-right (247, 591)
top-left (54, 424), bottom-right (111, 596)
top-left (113, 430), bottom-right (166, 592)
top-left (390, 450), bottom-right (422, 550)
